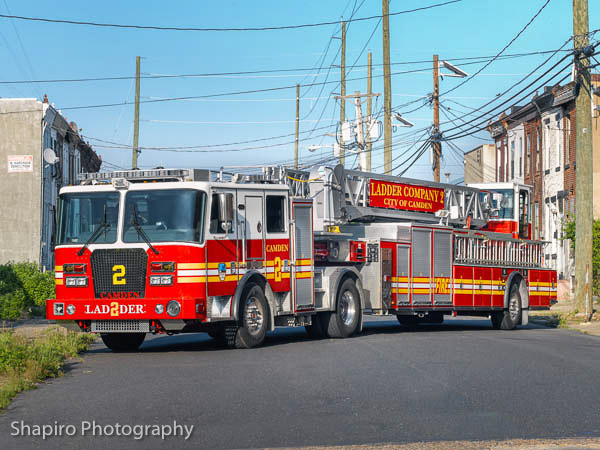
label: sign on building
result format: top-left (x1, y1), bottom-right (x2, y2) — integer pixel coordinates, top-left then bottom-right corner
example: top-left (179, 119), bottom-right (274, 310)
top-left (7, 155), bottom-right (33, 173)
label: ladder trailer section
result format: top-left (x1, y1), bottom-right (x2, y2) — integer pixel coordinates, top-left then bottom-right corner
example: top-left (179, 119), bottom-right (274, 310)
top-left (46, 165), bottom-right (556, 351)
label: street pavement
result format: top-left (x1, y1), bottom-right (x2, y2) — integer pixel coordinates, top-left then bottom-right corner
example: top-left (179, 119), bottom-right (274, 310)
top-left (1, 316), bottom-right (599, 450)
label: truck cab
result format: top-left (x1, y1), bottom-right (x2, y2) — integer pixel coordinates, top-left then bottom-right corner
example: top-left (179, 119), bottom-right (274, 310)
top-left (469, 182), bottom-right (532, 240)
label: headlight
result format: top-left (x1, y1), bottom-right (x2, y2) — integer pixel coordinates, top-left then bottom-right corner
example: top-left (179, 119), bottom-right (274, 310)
top-left (166, 300), bottom-right (181, 317)
top-left (66, 304), bottom-right (75, 315)
top-left (155, 304), bottom-right (164, 314)
top-left (65, 277), bottom-right (88, 287)
top-left (150, 275), bottom-right (173, 286)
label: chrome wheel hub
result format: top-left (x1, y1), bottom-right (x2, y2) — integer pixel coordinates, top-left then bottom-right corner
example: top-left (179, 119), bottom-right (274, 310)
top-left (339, 290), bottom-right (356, 326)
top-left (245, 297), bottom-right (264, 335)
top-left (509, 293), bottom-right (520, 321)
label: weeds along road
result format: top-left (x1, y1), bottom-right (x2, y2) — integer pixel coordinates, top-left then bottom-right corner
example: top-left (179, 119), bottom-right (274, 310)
top-left (1, 317), bottom-right (599, 450)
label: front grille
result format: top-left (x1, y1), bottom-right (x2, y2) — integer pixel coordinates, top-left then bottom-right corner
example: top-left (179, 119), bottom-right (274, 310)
top-left (91, 320), bottom-right (149, 333)
top-left (91, 248), bottom-right (147, 298)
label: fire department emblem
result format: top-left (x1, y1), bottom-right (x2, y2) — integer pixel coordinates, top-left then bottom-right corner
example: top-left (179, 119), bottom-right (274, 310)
top-left (218, 263), bottom-right (227, 281)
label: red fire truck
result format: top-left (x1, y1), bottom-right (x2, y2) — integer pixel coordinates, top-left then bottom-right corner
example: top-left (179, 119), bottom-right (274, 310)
top-left (46, 165), bottom-right (556, 351)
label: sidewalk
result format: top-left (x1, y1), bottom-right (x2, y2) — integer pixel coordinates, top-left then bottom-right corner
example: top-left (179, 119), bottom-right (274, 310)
top-left (1, 318), bottom-right (61, 338)
top-left (529, 297), bottom-right (600, 337)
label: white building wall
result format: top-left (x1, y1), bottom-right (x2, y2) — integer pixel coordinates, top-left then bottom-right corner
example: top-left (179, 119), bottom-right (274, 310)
top-left (541, 107), bottom-right (568, 278)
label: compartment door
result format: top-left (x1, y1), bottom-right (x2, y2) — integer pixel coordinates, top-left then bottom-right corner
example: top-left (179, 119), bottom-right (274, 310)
top-left (411, 228), bottom-right (432, 305)
top-left (433, 230), bottom-right (452, 305)
top-left (292, 201), bottom-right (314, 310)
top-left (396, 244), bottom-right (410, 306)
top-left (244, 195), bottom-right (264, 261)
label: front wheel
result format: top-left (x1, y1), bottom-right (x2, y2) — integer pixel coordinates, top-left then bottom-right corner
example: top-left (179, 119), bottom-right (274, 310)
top-left (324, 278), bottom-right (361, 338)
top-left (233, 283), bottom-right (270, 349)
top-left (101, 333), bottom-right (145, 352)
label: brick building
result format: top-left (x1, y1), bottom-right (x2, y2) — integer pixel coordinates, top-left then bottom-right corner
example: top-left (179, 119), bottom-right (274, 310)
top-left (486, 82), bottom-right (591, 283)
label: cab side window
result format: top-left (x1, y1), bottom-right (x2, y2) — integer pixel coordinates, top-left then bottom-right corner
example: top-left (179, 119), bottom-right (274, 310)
top-left (209, 193), bottom-right (232, 234)
top-left (266, 195), bottom-right (286, 233)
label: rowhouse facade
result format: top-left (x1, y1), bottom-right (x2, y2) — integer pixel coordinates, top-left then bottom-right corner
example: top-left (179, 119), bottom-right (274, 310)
top-left (0, 96), bottom-right (101, 270)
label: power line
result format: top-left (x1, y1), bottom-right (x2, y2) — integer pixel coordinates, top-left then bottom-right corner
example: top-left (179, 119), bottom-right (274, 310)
top-left (443, 63), bottom-right (573, 141)
top-left (2, 0), bottom-right (38, 96)
top-left (438, 102), bottom-right (492, 141)
top-left (437, 41), bottom-right (575, 139)
top-left (440, 0), bottom-right (552, 97)
top-left (0, 1), bottom-right (462, 32)
top-left (0, 48), bottom-right (571, 85)
top-left (0, 65), bottom-right (465, 115)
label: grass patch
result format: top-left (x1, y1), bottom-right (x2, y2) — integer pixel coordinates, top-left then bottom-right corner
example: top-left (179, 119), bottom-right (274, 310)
top-left (0, 327), bottom-right (96, 409)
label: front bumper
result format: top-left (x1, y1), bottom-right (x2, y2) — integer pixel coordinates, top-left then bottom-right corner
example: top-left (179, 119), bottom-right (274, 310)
top-left (46, 298), bottom-right (205, 321)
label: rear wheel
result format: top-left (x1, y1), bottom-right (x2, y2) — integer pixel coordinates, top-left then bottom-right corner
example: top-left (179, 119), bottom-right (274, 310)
top-left (325, 278), bottom-right (361, 338)
top-left (491, 282), bottom-right (522, 330)
top-left (100, 333), bottom-right (145, 352)
top-left (233, 283), bottom-right (269, 349)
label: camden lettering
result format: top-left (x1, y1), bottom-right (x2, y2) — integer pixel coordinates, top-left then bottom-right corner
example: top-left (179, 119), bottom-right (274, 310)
top-left (99, 292), bottom-right (140, 299)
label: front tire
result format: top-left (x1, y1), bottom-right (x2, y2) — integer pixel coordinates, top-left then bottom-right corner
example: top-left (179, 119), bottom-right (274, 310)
top-left (233, 283), bottom-right (269, 349)
top-left (325, 278), bottom-right (361, 338)
top-left (100, 333), bottom-right (145, 352)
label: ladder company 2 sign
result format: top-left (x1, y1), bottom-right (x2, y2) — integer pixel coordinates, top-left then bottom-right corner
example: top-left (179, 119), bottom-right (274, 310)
top-left (7, 155), bottom-right (33, 173)
top-left (369, 179), bottom-right (445, 213)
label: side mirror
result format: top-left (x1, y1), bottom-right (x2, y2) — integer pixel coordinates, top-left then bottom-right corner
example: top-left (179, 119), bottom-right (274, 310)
top-left (218, 192), bottom-right (234, 232)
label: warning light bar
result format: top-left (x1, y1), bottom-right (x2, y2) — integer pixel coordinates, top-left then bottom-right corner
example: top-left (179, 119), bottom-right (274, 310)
top-left (79, 168), bottom-right (214, 184)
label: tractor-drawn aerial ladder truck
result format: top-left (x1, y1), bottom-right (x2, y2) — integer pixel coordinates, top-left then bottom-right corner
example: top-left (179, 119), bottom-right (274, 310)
top-left (46, 165), bottom-right (556, 351)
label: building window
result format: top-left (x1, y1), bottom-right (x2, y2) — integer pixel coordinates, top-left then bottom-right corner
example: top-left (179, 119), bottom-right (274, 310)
top-left (525, 134), bottom-right (532, 174)
top-left (537, 126), bottom-right (542, 170)
top-left (565, 115), bottom-right (571, 165)
top-left (533, 202), bottom-right (538, 240)
top-left (519, 137), bottom-right (523, 177)
top-left (544, 124), bottom-right (551, 171)
top-left (510, 140), bottom-right (515, 180)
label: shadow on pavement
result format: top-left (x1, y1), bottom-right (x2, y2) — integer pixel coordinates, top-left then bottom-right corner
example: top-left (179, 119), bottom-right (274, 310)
top-left (86, 317), bottom-right (555, 354)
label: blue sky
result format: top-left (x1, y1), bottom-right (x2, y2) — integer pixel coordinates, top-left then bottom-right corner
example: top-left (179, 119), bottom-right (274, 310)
top-left (0, 0), bottom-right (598, 181)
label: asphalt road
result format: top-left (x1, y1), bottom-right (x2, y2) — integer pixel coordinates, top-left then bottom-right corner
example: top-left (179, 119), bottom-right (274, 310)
top-left (1, 317), bottom-right (600, 450)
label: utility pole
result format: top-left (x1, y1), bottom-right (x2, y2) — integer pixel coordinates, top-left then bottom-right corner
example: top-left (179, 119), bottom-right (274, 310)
top-left (340, 20), bottom-right (346, 166)
top-left (335, 90), bottom-right (381, 171)
top-left (382, 0), bottom-right (392, 174)
top-left (132, 56), bottom-right (141, 169)
top-left (294, 83), bottom-right (300, 168)
top-left (366, 51), bottom-right (373, 172)
top-left (432, 54), bottom-right (441, 182)
top-left (573, 0), bottom-right (593, 316)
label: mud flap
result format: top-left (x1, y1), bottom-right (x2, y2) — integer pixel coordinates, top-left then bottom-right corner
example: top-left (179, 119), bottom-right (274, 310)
top-left (521, 309), bottom-right (528, 326)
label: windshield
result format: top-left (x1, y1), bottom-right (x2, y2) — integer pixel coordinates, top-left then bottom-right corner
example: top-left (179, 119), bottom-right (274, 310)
top-left (57, 192), bottom-right (119, 245)
top-left (123, 189), bottom-right (206, 243)
top-left (485, 189), bottom-right (514, 219)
